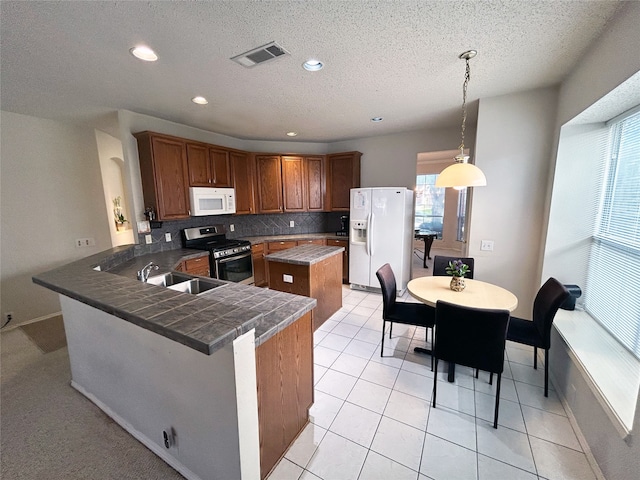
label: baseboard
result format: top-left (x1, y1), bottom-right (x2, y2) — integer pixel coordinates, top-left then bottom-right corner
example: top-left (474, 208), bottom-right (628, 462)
top-left (70, 380), bottom-right (202, 480)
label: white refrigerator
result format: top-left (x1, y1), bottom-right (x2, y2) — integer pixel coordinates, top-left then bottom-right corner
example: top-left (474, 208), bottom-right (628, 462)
top-left (349, 187), bottom-right (414, 295)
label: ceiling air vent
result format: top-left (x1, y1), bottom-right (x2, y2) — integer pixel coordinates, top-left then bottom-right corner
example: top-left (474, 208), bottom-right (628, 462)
top-left (231, 41), bottom-right (289, 68)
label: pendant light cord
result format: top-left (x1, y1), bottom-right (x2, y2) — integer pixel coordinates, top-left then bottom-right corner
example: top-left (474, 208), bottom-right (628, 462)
top-left (459, 57), bottom-right (471, 152)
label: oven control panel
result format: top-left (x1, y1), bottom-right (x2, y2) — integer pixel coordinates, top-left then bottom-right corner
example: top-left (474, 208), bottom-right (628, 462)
top-left (213, 244), bottom-right (252, 259)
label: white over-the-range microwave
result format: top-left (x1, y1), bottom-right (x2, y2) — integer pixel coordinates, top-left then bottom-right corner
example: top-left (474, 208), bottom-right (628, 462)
top-left (189, 187), bottom-right (236, 216)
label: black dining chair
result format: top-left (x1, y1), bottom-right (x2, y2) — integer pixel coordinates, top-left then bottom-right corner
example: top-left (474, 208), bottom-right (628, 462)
top-left (506, 278), bottom-right (570, 397)
top-left (432, 300), bottom-right (511, 428)
top-left (376, 263), bottom-right (435, 357)
top-left (433, 255), bottom-right (475, 279)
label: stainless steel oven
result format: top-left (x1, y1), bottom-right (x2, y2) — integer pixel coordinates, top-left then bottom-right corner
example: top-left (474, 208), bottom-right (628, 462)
top-left (183, 225), bottom-right (254, 285)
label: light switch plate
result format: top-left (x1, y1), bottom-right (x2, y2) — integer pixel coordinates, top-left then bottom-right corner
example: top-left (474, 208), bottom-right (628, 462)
top-left (229, 224), bottom-right (235, 232)
top-left (165, 233), bottom-right (172, 242)
top-left (481, 240), bottom-right (494, 251)
top-left (145, 235), bottom-right (153, 244)
top-left (289, 220), bottom-right (295, 228)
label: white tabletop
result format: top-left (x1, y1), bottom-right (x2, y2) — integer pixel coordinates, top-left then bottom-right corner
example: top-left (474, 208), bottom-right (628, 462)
top-left (407, 276), bottom-right (518, 312)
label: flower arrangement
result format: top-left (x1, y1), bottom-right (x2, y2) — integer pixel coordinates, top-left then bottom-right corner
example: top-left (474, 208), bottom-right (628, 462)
top-left (445, 259), bottom-right (471, 278)
top-left (113, 196), bottom-right (127, 224)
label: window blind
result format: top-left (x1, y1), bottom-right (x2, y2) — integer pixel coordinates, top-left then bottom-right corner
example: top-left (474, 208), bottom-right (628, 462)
top-left (585, 110), bottom-right (640, 358)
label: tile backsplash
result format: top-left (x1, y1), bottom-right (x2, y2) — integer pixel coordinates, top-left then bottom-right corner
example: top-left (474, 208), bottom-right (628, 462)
top-left (134, 212), bottom-right (346, 255)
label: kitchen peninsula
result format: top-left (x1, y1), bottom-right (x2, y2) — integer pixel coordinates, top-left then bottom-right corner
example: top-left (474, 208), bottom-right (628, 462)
top-left (32, 245), bottom-right (316, 480)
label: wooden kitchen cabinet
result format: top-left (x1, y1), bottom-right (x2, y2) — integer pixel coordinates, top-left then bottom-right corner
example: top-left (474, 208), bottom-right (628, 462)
top-left (255, 155), bottom-right (283, 213)
top-left (256, 312), bottom-right (313, 479)
top-left (135, 132), bottom-right (191, 220)
top-left (183, 255), bottom-right (210, 277)
top-left (186, 142), bottom-right (232, 188)
top-left (326, 238), bottom-right (349, 283)
top-left (327, 151), bottom-right (361, 211)
top-left (297, 239), bottom-right (325, 246)
top-left (231, 151), bottom-right (255, 214)
top-left (267, 240), bottom-right (297, 252)
top-left (305, 156), bottom-right (326, 211)
top-left (281, 156), bottom-right (306, 212)
top-left (251, 243), bottom-right (267, 287)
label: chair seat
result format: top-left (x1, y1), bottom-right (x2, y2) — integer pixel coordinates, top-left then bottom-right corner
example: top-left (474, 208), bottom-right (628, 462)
top-left (506, 316), bottom-right (544, 348)
top-left (388, 302), bottom-right (435, 327)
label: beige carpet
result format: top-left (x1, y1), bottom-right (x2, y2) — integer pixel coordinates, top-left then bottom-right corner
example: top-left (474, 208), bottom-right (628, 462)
top-left (0, 327), bottom-right (184, 479)
top-left (20, 315), bottom-right (67, 353)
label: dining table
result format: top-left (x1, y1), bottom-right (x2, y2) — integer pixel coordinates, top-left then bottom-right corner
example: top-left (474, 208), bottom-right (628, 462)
top-left (407, 276), bottom-right (518, 381)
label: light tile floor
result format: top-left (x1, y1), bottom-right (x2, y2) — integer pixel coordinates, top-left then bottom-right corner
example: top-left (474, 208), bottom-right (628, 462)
top-left (266, 285), bottom-right (602, 480)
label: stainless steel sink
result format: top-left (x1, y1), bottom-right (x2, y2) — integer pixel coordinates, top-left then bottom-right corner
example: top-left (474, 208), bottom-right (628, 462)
top-left (167, 278), bottom-right (227, 295)
top-left (147, 272), bottom-right (194, 287)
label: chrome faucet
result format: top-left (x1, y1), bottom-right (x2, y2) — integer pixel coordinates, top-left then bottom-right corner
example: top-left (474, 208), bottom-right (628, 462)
top-left (137, 262), bottom-right (159, 282)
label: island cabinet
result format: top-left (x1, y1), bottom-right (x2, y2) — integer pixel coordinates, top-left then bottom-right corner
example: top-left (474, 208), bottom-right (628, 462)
top-left (255, 311), bottom-right (313, 479)
top-left (134, 132), bottom-right (191, 220)
top-left (266, 245), bottom-right (343, 330)
top-left (231, 151), bottom-right (256, 214)
top-left (326, 238), bottom-right (349, 283)
top-left (185, 142), bottom-right (232, 188)
top-left (327, 151), bottom-right (362, 211)
top-left (255, 155), bottom-right (283, 213)
top-left (173, 253), bottom-right (210, 276)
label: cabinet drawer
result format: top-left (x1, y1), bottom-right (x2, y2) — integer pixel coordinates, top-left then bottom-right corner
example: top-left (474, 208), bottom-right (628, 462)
top-left (267, 241), bottom-right (297, 252)
top-left (297, 239), bottom-right (325, 246)
top-left (326, 239), bottom-right (348, 248)
top-left (184, 255), bottom-right (209, 272)
top-left (251, 243), bottom-right (264, 254)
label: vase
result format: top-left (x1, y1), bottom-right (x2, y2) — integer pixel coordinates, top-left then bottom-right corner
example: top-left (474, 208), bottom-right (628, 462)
top-left (450, 276), bottom-right (465, 292)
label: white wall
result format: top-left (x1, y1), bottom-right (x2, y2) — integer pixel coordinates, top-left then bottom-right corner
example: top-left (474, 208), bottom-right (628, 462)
top-left (0, 111), bottom-right (111, 325)
top-left (469, 86), bottom-right (560, 318)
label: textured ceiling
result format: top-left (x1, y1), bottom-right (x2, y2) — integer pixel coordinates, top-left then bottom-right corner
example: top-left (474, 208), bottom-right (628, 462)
top-left (0, 1), bottom-right (625, 142)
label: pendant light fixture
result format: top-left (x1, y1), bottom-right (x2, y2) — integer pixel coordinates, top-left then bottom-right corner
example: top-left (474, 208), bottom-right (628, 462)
top-left (435, 50), bottom-right (487, 189)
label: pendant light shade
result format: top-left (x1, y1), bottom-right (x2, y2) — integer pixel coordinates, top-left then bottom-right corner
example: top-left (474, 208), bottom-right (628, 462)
top-left (436, 50), bottom-right (486, 189)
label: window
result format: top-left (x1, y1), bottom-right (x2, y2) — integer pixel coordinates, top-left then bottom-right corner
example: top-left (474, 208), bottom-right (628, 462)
top-left (414, 174), bottom-right (444, 235)
top-left (456, 188), bottom-right (467, 242)
top-left (585, 109), bottom-right (640, 359)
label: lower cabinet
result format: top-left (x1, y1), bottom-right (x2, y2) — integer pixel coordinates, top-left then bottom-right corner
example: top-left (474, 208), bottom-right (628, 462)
top-left (255, 312), bottom-right (313, 479)
top-left (251, 243), bottom-right (267, 287)
top-left (326, 238), bottom-right (349, 283)
top-left (174, 254), bottom-right (210, 277)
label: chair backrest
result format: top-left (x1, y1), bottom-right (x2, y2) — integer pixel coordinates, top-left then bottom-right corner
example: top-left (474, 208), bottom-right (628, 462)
top-left (375, 263), bottom-right (397, 318)
top-left (433, 256), bottom-right (475, 279)
top-left (434, 300), bottom-right (510, 374)
top-left (532, 278), bottom-right (570, 348)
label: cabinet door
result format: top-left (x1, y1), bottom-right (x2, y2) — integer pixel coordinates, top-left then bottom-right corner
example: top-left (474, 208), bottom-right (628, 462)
top-left (186, 142), bottom-right (212, 187)
top-left (251, 243), bottom-right (267, 287)
top-left (210, 148), bottom-right (232, 187)
top-left (282, 156), bottom-right (306, 212)
top-left (305, 156), bottom-right (325, 211)
top-left (231, 151), bottom-right (255, 214)
top-left (327, 239), bottom-right (349, 283)
top-left (327, 152), bottom-right (361, 211)
top-left (256, 155), bottom-right (283, 213)
top-left (137, 133), bottom-right (191, 220)
top-left (184, 255), bottom-right (210, 276)
top-left (267, 241), bottom-right (297, 252)
top-left (297, 239), bottom-right (325, 246)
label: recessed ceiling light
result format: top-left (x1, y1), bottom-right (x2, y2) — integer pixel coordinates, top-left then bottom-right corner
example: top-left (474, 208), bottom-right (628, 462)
top-left (129, 46), bottom-right (158, 62)
top-left (192, 96), bottom-right (209, 105)
top-left (303, 60), bottom-right (324, 71)
top-left (286, 132), bottom-right (298, 137)
top-left (371, 117), bottom-right (383, 122)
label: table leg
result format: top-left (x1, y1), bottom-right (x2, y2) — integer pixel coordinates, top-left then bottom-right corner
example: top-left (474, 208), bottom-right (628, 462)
top-left (447, 362), bottom-right (455, 382)
top-left (414, 347), bottom-right (432, 355)
top-left (425, 235), bottom-right (435, 260)
top-left (422, 237), bottom-right (429, 268)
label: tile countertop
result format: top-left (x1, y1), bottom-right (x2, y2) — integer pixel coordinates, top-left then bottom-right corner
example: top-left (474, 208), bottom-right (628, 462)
top-left (32, 245), bottom-right (316, 356)
top-left (265, 244), bottom-right (344, 266)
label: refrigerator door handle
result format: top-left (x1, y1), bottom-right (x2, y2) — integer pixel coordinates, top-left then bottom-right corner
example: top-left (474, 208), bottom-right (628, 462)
top-left (370, 212), bottom-right (375, 255)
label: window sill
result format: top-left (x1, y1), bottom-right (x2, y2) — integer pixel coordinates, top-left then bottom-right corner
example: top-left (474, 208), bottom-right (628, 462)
top-left (554, 308), bottom-right (639, 439)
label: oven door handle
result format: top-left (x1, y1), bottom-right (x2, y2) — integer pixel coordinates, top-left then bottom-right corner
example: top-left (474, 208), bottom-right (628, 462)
top-left (217, 251), bottom-right (252, 264)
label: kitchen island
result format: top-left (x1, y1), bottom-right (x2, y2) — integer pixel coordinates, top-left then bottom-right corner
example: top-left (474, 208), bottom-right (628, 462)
top-left (266, 244), bottom-right (344, 330)
top-left (32, 245), bottom-right (316, 480)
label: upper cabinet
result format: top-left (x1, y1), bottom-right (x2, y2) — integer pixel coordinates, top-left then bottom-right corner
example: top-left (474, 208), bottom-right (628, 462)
top-left (231, 151), bottom-right (255, 215)
top-left (255, 155), bottom-right (283, 213)
top-left (305, 156), bottom-right (326, 212)
top-left (327, 152), bottom-right (361, 211)
top-left (186, 142), bottom-right (232, 188)
top-left (282, 156), bottom-right (306, 212)
top-left (135, 132), bottom-right (191, 220)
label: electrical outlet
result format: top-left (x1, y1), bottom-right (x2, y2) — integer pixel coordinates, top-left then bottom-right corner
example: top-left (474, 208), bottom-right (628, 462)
top-left (229, 224), bottom-right (235, 232)
top-left (76, 238), bottom-right (83, 247)
top-left (480, 240), bottom-right (494, 251)
top-left (283, 274), bottom-right (293, 283)
top-left (84, 237), bottom-right (95, 246)
top-left (165, 233), bottom-right (172, 242)
top-left (3, 312), bottom-right (13, 326)
top-left (289, 220), bottom-right (295, 227)
top-left (145, 235), bottom-right (153, 245)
